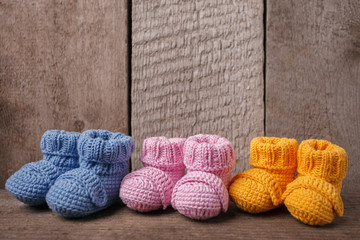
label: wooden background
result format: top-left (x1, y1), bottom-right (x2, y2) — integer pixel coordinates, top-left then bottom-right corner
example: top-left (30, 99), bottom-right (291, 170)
top-left (1, 0), bottom-right (359, 192)
top-left (131, 0), bottom-right (264, 176)
top-left (0, 0), bottom-right (129, 186)
top-left (266, 0), bottom-right (360, 192)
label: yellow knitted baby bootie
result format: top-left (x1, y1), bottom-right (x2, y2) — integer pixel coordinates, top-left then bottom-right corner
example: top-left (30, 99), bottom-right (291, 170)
top-left (282, 139), bottom-right (348, 226)
top-left (229, 137), bottom-right (298, 213)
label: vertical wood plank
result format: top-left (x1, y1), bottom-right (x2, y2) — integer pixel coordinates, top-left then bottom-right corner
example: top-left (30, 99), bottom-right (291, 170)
top-left (266, 0), bottom-right (360, 192)
top-left (131, 0), bottom-right (264, 176)
top-left (0, 0), bottom-right (129, 187)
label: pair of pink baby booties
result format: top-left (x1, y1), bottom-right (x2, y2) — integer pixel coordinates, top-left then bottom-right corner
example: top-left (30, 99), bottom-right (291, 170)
top-left (119, 134), bottom-right (235, 220)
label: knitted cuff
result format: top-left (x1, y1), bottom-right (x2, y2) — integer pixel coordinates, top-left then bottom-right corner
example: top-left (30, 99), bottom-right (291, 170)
top-left (78, 130), bottom-right (134, 164)
top-left (183, 134), bottom-right (235, 173)
top-left (141, 137), bottom-right (186, 170)
top-left (297, 139), bottom-right (348, 182)
top-left (249, 137), bottom-right (298, 172)
top-left (40, 130), bottom-right (80, 157)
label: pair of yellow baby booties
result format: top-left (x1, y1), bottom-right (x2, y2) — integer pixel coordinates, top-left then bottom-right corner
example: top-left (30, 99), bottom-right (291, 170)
top-left (229, 137), bottom-right (347, 226)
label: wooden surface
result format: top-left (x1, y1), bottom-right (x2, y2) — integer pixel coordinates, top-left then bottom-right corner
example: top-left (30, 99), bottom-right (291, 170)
top-left (266, 0), bottom-right (360, 192)
top-left (131, 0), bottom-right (264, 175)
top-left (0, 190), bottom-right (359, 239)
top-left (0, 0), bottom-right (129, 187)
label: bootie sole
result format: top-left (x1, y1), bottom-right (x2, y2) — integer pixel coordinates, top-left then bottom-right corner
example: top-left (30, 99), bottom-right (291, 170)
top-left (172, 171), bottom-right (228, 220)
top-left (120, 175), bottom-right (163, 212)
top-left (172, 181), bottom-right (222, 220)
top-left (284, 188), bottom-right (334, 226)
top-left (229, 177), bottom-right (276, 213)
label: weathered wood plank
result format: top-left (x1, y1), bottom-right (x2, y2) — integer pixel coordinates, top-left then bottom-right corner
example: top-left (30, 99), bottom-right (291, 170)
top-left (0, 0), bottom-right (129, 187)
top-left (266, 0), bottom-right (360, 192)
top-left (0, 190), bottom-right (359, 239)
top-left (131, 0), bottom-right (264, 175)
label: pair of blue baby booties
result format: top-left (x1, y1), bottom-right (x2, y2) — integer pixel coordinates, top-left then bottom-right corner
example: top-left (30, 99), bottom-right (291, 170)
top-left (5, 129), bottom-right (134, 218)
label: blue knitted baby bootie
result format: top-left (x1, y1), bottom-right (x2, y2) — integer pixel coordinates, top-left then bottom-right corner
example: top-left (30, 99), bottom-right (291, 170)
top-left (5, 130), bottom-right (80, 205)
top-left (46, 129), bottom-right (134, 217)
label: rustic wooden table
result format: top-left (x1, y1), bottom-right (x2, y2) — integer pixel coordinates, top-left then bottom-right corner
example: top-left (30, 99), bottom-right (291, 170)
top-left (0, 190), bottom-right (358, 239)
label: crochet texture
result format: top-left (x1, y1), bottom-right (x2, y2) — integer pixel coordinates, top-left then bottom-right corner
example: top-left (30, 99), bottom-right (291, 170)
top-left (172, 134), bottom-right (235, 220)
top-left (5, 130), bottom-right (80, 206)
top-left (46, 129), bottom-right (134, 218)
top-left (282, 139), bottom-right (348, 226)
top-left (120, 137), bottom-right (186, 212)
top-left (229, 137), bottom-right (298, 213)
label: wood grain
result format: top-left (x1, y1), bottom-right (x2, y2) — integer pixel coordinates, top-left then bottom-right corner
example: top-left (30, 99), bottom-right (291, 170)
top-left (0, 0), bottom-right (129, 187)
top-left (0, 189), bottom-right (359, 239)
top-left (266, 0), bottom-right (360, 192)
top-left (131, 0), bottom-right (264, 175)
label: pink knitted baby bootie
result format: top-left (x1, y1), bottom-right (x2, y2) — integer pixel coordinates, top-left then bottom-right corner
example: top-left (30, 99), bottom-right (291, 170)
top-left (171, 134), bottom-right (235, 220)
top-left (119, 137), bottom-right (186, 212)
